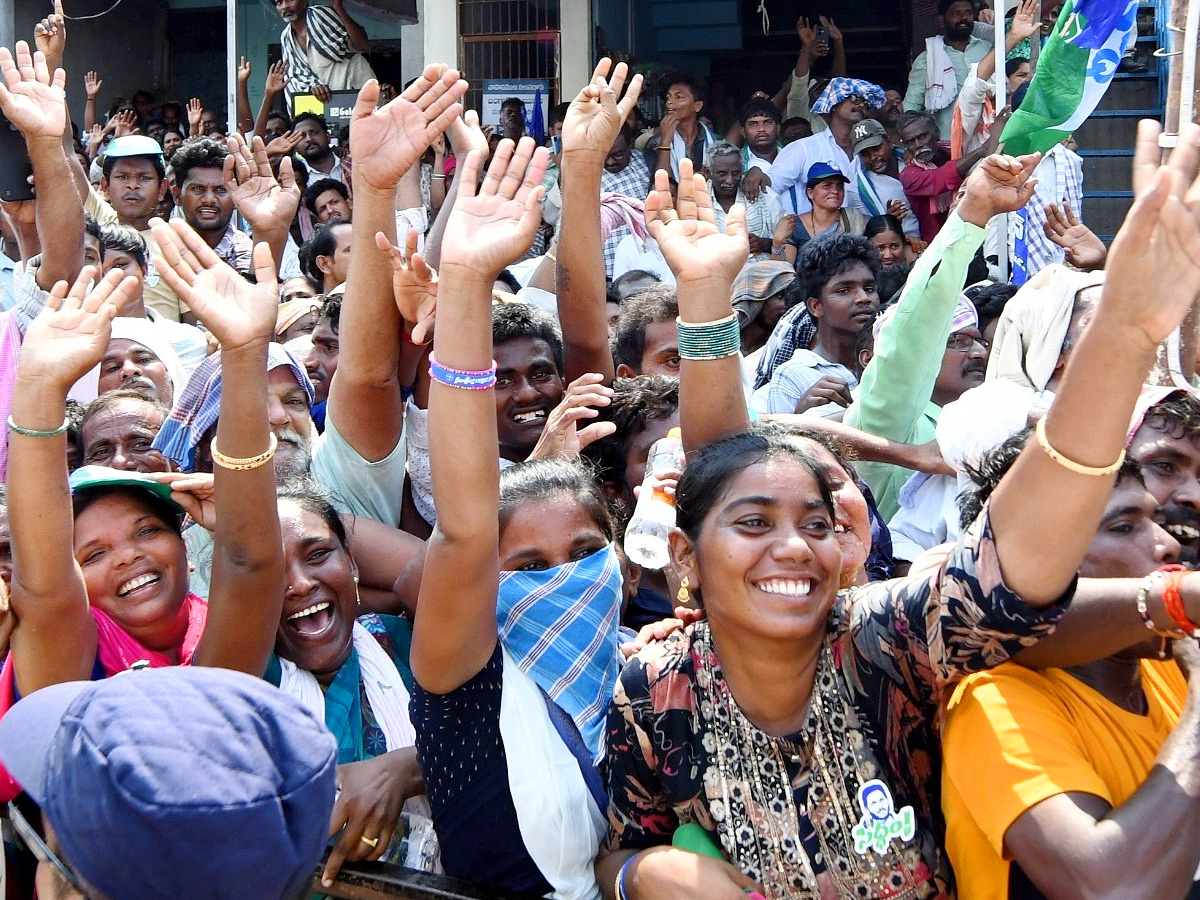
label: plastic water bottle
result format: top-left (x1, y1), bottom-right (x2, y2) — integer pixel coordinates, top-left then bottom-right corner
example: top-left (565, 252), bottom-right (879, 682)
top-left (624, 427), bottom-right (684, 569)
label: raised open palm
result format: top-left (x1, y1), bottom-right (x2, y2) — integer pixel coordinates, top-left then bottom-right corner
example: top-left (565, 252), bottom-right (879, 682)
top-left (561, 58), bottom-right (643, 156)
top-left (441, 139), bottom-right (549, 275)
top-left (447, 109), bottom-right (488, 160)
top-left (224, 132), bottom-right (300, 235)
top-left (149, 218), bottom-right (279, 352)
top-left (958, 152), bottom-right (1040, 223)
top-left (645, 159), bottom-right (749, 285)
top-left (19, 267), bottom-right (131, 387)
top-left (1104, 120), bottom-right (1200, 347)
top-left (0, 43), bottom-right (66, 142)
top-left (377, 227), bottom-right (438, 344)
top-left (351, 67), bottom-right (468, 192)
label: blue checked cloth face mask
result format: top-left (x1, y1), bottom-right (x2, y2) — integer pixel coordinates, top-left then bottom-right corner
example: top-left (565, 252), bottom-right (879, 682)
top-left (497, 544), bottom-right (624, 762)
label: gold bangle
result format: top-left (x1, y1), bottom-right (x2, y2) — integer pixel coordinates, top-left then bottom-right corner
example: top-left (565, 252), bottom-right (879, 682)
top-left (210, 433), bottom-right (278, 471)
top-left (1034, 416), bottom-right (1124, 477)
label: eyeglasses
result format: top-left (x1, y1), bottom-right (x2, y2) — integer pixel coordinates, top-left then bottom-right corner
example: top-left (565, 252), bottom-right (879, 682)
top-left (8, 801), bottom-right (89, 896)
top-left (945, 333), bottom-right (990, 352)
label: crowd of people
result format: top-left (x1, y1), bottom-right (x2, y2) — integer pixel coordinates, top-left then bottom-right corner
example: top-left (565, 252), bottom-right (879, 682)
top-left (1, 0), bottom-right (1200, 898)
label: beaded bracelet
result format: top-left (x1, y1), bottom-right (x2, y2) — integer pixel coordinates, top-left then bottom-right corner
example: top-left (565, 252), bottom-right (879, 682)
top-left (210, 433), bottom-right (278, 471)
top-left (428, 353), bottom-right (498, 391)
top-left (676, 313), bottom-right (741, 360)
top-left (1034, 416), bottom-right (1125, 477)
top-left (1135, 570), bottom-right (1186, 636)
top-left (1160, 565), bottom-right (1200, 639)
top-left (7, 415), bottom-right (69, 438)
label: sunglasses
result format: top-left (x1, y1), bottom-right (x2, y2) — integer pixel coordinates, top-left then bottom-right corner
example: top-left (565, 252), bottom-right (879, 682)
top-left (8, 801), bottom-right (89, 896)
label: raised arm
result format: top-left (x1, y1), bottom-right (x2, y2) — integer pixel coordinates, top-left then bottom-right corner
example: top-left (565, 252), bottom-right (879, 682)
top-left (558, 59), bottom-right (643, 384)
top-left (978, 0), bottom-right (1040, 83)
top-left (823, 17), bottom-right (847, 78)
top-left (332, 0), bottom-right (370, 53)
top-left (150, 218), bottom-right (284, 675)
top-left (642, 159), bottom-right (751, 453)
top-left (410, 139), bottom-right (548, 694)
top-left (223, 132), bottom-right (301, 270)
top-left (254, 61), bottom-right (289, 140)
top-left (422, 110), bottom-right (488, 272)
top-left (235, 57), bottom-right (254, 135)
top-left (83, 70), bottom-right (101, 131)
top-left (0, 43), bottom-right (83, 290)
top-left (329, 69), bottom-right (466, 462)
top-left (846, 153), bottom-right (1038, 515)
top-left (7, 269), bottom-right (129, 695)
top-left (989, 120), bottom-right (1200, 606)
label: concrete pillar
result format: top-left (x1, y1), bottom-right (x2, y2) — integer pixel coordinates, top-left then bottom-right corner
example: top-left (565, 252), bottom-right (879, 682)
top-left (400, 14), bottom-right (425, 85)
top-left (423, 0), bottom-right (458, 70)
top-left (560, 0), bottom-right (592, 97)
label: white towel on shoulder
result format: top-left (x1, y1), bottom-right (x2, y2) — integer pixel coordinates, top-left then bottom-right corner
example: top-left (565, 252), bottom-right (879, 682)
top-left (278, 622), bottom-right (417, 751)
top-left (924, 36), bottom-right (959, 112)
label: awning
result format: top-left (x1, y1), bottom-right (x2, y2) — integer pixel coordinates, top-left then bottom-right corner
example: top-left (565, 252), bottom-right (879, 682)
top-left (345, 0), bottom-right (418, 24)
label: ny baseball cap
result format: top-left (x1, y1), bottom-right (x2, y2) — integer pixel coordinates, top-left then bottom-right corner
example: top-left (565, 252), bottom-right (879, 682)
top-left (852, 119), bottom-right (888, 155)
top-left (0, 666), bottom-right (338, 900)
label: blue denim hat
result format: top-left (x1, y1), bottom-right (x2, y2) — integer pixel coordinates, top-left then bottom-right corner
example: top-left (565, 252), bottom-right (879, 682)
top-left (0, 667), bottom-right (338, 900)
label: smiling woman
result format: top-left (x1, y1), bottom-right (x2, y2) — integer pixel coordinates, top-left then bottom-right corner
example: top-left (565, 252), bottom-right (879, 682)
top-left (0, 219), bottom-right (287, 803)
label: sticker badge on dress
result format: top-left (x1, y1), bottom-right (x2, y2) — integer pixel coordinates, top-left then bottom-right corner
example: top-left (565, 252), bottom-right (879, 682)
top-left (852, 779), bottom-right (916, 855)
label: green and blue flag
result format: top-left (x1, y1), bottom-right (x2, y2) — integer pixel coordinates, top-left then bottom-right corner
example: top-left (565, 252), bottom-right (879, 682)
top-left (1001, 0), bottom-right (1139, 156)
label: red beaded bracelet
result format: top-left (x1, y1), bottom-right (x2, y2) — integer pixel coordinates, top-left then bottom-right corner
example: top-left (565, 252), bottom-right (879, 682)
top-left (1159, 565), bottom-right (1200, 639)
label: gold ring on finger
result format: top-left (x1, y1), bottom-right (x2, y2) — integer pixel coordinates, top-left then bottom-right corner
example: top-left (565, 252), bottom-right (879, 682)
top-left (360, 834), bottom-right (379, 848)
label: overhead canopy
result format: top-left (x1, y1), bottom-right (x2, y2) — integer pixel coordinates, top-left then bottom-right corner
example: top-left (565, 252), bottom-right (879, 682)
top-left (345, 0), bottom-right (417, 23)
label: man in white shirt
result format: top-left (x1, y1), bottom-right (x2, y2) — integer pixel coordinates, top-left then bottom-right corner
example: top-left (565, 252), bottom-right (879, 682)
top-left (768, 78), bottom-right (886, 215)
top-left (847, 119), bottom-right (918, 237)
top-left (903, 0), bottom-right (991, 137)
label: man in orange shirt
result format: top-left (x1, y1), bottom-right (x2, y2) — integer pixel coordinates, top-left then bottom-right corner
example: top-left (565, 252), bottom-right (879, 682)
top-left (942, 428), bottom-right (1200, 899)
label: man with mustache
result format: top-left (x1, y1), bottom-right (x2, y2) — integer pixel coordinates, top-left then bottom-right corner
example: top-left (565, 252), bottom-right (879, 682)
top-left (903, 0), bottom-right (991, 138)
top-left (1128, 392), bottom-right (1200, 565)
top-left (170, 136), bottom-right (253, 275)
top-left (897, 108), bottom-right (1000, 240)
top-left (274, 0), bottom-right (374, 106)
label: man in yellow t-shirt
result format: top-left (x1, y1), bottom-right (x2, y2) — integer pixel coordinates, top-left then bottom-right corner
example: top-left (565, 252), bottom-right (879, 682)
top-left (942, 433), bottom-right (1200, 899)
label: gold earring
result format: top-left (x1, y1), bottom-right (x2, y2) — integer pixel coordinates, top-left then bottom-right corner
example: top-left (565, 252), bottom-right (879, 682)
top-left (677, 575), bottom-right (690, 604)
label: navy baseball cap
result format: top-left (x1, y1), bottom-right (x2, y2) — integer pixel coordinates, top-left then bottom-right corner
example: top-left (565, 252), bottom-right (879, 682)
top-left (805, 161), bottom-right (850, 187)
top-left (0, 667), bottom-right (338, 900)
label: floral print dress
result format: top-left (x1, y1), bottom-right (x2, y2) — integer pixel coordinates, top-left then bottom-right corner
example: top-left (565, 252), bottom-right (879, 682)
top-left (604, 507), bottom-right (1070, 898)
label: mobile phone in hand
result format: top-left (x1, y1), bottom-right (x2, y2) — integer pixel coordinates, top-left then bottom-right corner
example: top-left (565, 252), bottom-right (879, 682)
top-left (815, 25), bottom-right (830, 45)
top-left (0, 115), bottom-right (34, 203)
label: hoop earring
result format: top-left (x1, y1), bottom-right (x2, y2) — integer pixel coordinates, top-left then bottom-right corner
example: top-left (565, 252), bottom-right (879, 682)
top-left (677, 575), bottom-right (690, 605)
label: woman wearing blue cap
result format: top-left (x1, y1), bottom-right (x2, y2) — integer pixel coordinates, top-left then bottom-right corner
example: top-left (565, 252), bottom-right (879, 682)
top-left (787, 162), bottom-right (865, 257)
top-left (0, 221), bottom-right (288, 800)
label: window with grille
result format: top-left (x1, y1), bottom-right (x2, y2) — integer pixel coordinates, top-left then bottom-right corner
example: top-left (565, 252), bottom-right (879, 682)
top-left (458, 0), bottom-right (561, 112)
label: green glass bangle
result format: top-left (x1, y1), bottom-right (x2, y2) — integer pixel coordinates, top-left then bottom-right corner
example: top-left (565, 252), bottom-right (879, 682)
top-left (677, 314), bottom-right (741, 360)
top-left (7, 415), bottom-right (69, 438)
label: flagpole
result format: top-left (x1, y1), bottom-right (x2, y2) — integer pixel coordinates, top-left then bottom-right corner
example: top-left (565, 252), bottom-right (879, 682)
top-left (1159, 0), bottom-right (1200, 386)
top-left (995, 0), bottom-right (1009, 280)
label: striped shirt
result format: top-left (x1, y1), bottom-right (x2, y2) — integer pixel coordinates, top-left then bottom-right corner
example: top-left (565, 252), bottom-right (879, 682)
top-left (281, 6), bottom-right (357, 99)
